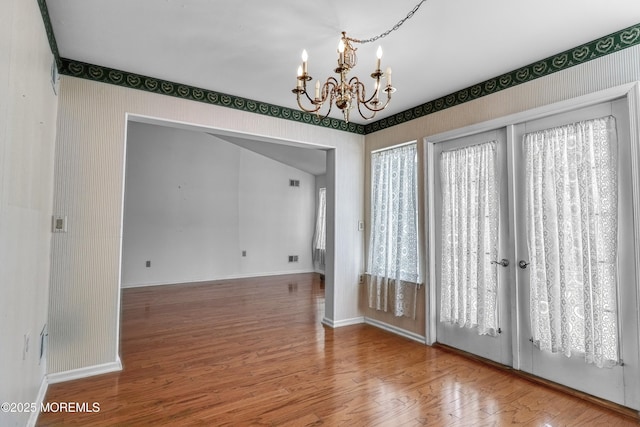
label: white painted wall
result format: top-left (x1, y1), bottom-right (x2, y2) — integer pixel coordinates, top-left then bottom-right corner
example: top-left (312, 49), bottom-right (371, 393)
top-left (0, 1), bottom-right (58, 426)
top-left (237, 140), bottom-right (316, 276)
top-left (122, 122), bottom-right (316, 286)
top-left (48, 77), bottom-right (365, 376)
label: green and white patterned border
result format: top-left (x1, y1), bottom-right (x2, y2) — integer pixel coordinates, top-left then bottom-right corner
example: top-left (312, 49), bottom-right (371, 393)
top-left (37, 0), bottom-right (62, 70)
top-left (59, 58), bottom-right (364, 134)
top-left (364, 22), bottom-right (640, 134)
top-left (37, 0), bottom-right (640, 135)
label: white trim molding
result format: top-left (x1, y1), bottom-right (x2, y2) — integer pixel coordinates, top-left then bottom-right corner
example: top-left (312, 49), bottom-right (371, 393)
top-left (26, 377), bottom-right (49, 427)
top-left (121, 270), bottom-right (317, 289)
top-left (365, 317), bottom-right (426, 344)
top-left (322, 316), bottom-right (364, 328)
top-left (47, 357), bottom-right (122, 384)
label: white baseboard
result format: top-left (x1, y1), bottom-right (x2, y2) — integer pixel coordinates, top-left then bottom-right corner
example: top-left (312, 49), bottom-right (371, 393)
top-left (321, 316), bottom-right (364, 328)
top-left (26, 376), bottom-right (48, 427)
top-left (47, 357), bottom-right (122, 384)
top-left (122, 270), bottom-right (316, 288)
top-left (364, 317), bottom-right (426, 344)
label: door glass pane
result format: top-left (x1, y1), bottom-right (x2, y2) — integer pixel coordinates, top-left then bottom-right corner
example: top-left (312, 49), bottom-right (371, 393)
top-left (524, 116), bottom-right (620, 368)
top-left (439, 141), bottom-right (500, 336)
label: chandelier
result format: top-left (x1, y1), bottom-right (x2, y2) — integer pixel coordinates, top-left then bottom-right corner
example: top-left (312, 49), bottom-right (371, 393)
top-left (292, 32), bottom-right (394, 123)
top-left (291, 0), bottom-right (428, 123)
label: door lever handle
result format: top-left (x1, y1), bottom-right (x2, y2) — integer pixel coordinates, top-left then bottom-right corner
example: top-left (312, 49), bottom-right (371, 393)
top-left (491, 259), bottom-right (509, 267)
top-left (518, 260), bottom-right (530, 269)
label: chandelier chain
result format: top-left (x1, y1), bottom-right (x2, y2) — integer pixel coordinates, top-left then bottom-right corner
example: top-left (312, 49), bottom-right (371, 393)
top-left (348, 0), bottom-right (428, 44)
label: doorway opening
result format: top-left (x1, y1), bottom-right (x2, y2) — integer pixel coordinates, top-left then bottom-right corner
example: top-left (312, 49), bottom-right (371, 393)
top-left (117, 114), bottom-right (335, 345)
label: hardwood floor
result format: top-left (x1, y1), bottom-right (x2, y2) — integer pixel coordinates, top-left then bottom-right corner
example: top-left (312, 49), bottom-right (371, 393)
top-left (37, 273), bottom-right (637, 426)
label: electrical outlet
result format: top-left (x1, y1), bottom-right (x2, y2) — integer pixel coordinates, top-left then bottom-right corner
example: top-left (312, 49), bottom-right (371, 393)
top-left (52, 215), bottom-right (67, 232)
top-left (146, 260), bottom-right (151, 267)
top-left (242, 250), bottom-right (247, 257)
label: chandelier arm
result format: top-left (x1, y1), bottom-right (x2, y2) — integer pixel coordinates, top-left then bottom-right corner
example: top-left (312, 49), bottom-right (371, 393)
top-left (355, 101), bottom-right (379, 121)
top-left (294, 79), bottom-right (342, 118)
top-left (321, 79), bottom-right (339, 113)
top-left (366, 91), bottom-right (393, 113)
top-left (350, 77), bottom-right (393, 114)
top-left (317, 100), bottom-right (335, 122)
top-left (301, 89), bottom-right (316, 105)
top-left (312, 88), bottom-right (336, 122)
top-left (324, 77), bottom-right (340, 93)
top-left (295, 92), bottom-right (322, 114)
top-left (350, 76), bottom-right (382, 106)
top-left (366, 93), bottom-right (392, 113)
top-left (341, 80), bottom-right (380, 121)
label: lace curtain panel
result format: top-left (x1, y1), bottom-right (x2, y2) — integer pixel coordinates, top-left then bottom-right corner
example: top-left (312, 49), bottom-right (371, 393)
top-left (367, 143), bottom-right (420, 318)
top-left (312, 187), bottom-right (326, 266)
top-left (439, 141), bottom-right (500, 336)
top-left (525, 116), bottom-right (619, 368)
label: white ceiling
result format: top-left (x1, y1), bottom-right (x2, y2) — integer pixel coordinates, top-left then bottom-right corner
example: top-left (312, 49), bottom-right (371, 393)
top-left (45, 1), bottom-right (640, 174)
top-left (46, 0), bottom-right (640, 125)
top-left (212, 134), bottom-right (327, 176)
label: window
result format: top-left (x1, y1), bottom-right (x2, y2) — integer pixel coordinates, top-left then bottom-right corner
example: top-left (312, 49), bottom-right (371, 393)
top-left (312, 187), bottom-right (326, 267)
top-left (366, 143), bottom-right (420, 318)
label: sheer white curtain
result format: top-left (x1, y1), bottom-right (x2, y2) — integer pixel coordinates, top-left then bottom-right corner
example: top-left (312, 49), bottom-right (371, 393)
top-left (367, 143), bottom-right (419, 318)
top-left (312, 187), bottom-right (326, 267)
top-left (525, 116), bottom-right (619, 368)
top-left (440, 141), bottom-right (499, 336)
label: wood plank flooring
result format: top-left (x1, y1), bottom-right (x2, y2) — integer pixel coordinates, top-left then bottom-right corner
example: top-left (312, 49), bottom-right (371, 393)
top-left (37, 273), bottom-right (638, 426)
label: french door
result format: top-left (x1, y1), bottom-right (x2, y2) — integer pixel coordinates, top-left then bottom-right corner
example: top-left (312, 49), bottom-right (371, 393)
top-left (433, 129), bottom-right (512, 366)
top-left (431, 97), bottom-right (640, 409)
top-left (513, 99), bottom-right (640, 408)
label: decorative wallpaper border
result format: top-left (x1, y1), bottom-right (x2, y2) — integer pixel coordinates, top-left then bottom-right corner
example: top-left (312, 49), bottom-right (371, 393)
top-left (58, 58), bottom-right (365, 134)
top-left (37, 1), bottom-right (640, 135)
top-left (364, 22), bottom-right (640, 134)
top-left (37, 0), bottom-right (62, 70)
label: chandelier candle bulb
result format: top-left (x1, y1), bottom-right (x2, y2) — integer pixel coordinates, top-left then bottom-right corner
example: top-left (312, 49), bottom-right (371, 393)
top-left (302, 50), bottom-right (308, 75)
top-left (376, 46), bottom-right (382, 70)
top-left (315, 80), bottom-right (320, 99)
top-left (386, 67), bottom-right (392, 87)
top-left (296, 66), bottom-right (303, 89)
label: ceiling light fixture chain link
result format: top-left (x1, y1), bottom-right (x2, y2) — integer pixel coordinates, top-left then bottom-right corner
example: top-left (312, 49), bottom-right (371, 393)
top-left (348, 0), bottom-right (428, 44)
